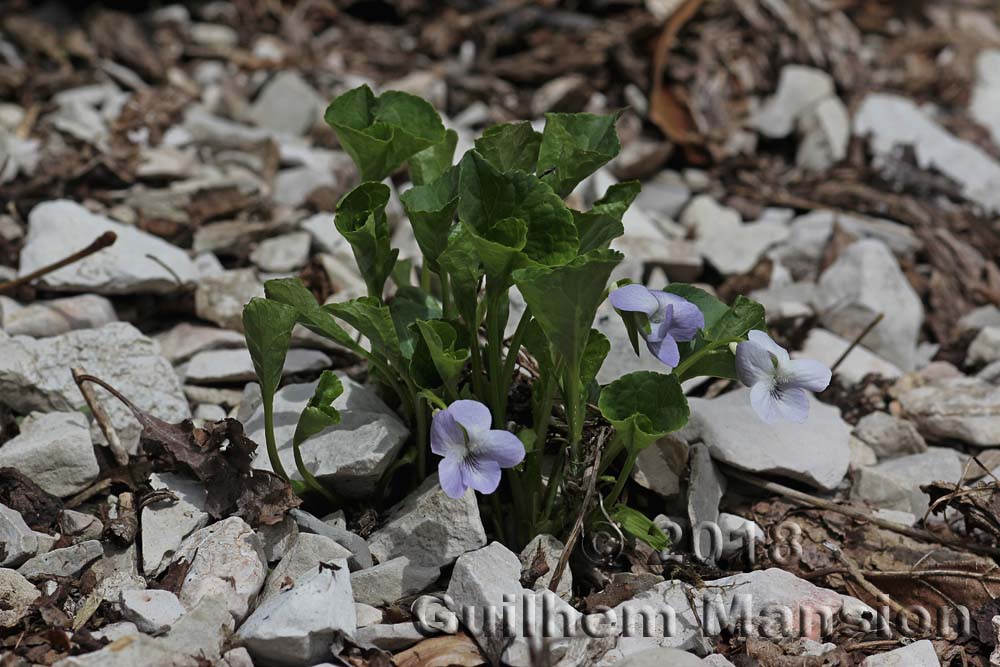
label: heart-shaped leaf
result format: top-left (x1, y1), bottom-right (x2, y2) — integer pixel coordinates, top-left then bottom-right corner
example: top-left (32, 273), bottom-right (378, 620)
top-left (409, 128), bottom-right (457, 186)
top-left (399, 167), bottom-right (459, 271)
top-left (263, 278), bottom-right (355, 350)
top-left (598, 371), bottom-right (688, 451)
top-left (458, 151), bottom-right (578, 267)
top-left (474, 121), bottom-right (542, 173)
top-left (243, 298), bottom-right (298, 400)
top-left (409, 319), bottom-right (469, 393)
top-left (326, 296), bottom-right (402, 367)
top-left (438, 224), bottom-right (484, 327)
top-left (325, 85), bottom-right (446, 182)
top-left (573, 181), bottom-right (640, 254)
top-left (389, 286), bottom-right (443, 359)
top-left (293, 371), bottom-right (344, 447)
top-left (537, 111), bottom-right (622, 198)
top-left (335, 182), bottom-right (398, 299)
top-left (512, 249), bottom-right (623, 376)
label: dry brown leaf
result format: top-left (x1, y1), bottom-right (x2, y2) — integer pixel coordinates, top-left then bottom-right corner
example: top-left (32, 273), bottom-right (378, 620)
top-left (648, 0), bottom-right (705, 154)
top-left (394, 634), bottom-right (486, 667)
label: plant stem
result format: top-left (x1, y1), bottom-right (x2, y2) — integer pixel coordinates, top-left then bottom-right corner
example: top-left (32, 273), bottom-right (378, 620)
top-left (563, 360), bottom-right (584, 461)
top-left (673, 339), bottom-right (734, 380)
top-left (497, 308), bottom-right (532, 420)
top-left (597, 432), bottom-right (627, 477)
top-left (540, 452), bottom-right (566, 525)
top-left (485, 291), bottom-right (507, 427)
top-left (263, 399), bottom-right (290, 480)
top-left (440, 273), bottom-right (453, 320)
top-left (292, 438), bottom-right (340, 505)
top-left (604, 449), bottom-right (637, 507)
top-left (415, 395), bottom-right (429, 479)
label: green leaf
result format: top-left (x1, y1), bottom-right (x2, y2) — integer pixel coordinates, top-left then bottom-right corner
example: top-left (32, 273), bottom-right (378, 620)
top-left (335, 182), bottom-right (398, 299)
top-left (512, 249), bottom-right (623, 375)
top-left (610, 504), bottom-right (669, 550)
top-left (593, 181), bottom-right (641, 219)
top-left (537, 111), bottom-right (622, 198)
top-left (569, 176), bottom-right (640, 253)
top-left (469, 217), bottom-right (531, 289)
top-left (438, 224), bottom-right (484, 326)
top-left (263, 278), bottom-right (355, 349)
top-left (458, 151), bottom-right (578, 266)
top-left (703, 295), bottom-right (766, 342)
top-left (474, 121), bottom-right (542, 173)
top-left (324, 85), bottom-right (446, 182)
top-left (663, 284), bottom-right (729, 334)
top-left (675, 348), bottom-right (737, 383)
top-left (326, 297), bottom-right (402, 366)
top-left (573, 210), bottom-right (624, 254)
top-left (410, 319), bottom-right (469, 392)
top-left (409, 128), bottom-right (457, 186)
top-left (389, 286), bottom-right (443, 359)
top-left (399, 167), bottom-right (459, 271)
top-left (293, 371), bottom-right (344, 447)
top-left (243, 298), bottom-right (298, 399)
top-left (580, 329), bottom-right (610, 389)
top-left (598, 371), bottom-right (689, 451)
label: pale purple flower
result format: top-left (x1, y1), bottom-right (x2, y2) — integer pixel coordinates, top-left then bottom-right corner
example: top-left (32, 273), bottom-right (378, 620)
top-left (608, 284), bottom-right (705, 368)
top-left (431, 400), bottom-right (525, 499)
top-left (735, 330), bottom-right (832, 424)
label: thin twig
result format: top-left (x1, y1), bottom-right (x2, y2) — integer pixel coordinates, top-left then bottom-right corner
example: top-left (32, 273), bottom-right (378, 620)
top-left (826, 544), bottom-right (922, 631)
top-left (831, 312), bottom-right (885, 373)
top-left (0, 231), bottom-right (117, 294)
top-left (722, 464), bottom-right (1000, 557)
top-left (73, 367), bottom-right (129, 466)
top-left (549, 427), bottom-right (608, 594)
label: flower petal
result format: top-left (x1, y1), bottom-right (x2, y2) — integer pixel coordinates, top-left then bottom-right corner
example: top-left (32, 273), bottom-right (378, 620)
top-left (649, 335), bottom-right (680, 368)
top-left (474, 429), bottom-right (525, 468)
top-left (775, 386), bottom-right (810, 423)
top-left (666, 302), bottom-right (704, 342)
top-left (462, 458), bottom-right (502, 495)
top-left (735, 340), bottom-right (776, 387)
top-left (430, 409), bottom-right (466, 458)
top-left (446, 399), bottom-right (493, 435)
top-left (438, 457), bottom-right (467, 499)
top-left (608, 284), bottom-right (659, 316)
top-left (645, 305), bottom-right (672, 343)
top-left (747, 329), bottom-right (790, 362)
top-left (652, 293), bottom-right (704, 342)
top-left (749, 382), bottom-right (780, 424)
top-left (786, 358), bottom-right (832, 393)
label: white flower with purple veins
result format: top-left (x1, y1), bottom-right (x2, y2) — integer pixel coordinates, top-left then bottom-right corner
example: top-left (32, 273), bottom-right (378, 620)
top-left (736, 330), bottom-right (832, 424)
top-left (608, 284), bottom-right (705, 368)
top-left (431, 400), bottom-right (525, 499)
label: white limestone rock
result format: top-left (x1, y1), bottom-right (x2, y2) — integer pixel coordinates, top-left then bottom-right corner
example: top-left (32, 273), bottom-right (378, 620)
top-left (141, 473), bottom-right (210, 577)
top-left (172, 517), bottom-right (266, 622)
top-left (367, 474), bottom-right (486, 569)
top-left (245, 377), bottom-right (408, 498)
top-left (350, 556), bottom-right (440, 607)
top-left (0, 412), bottom-right (98, 497)
top-left (237, 565), bottom-right (356, 667)
top-left (120, 589), bottom-right (186, 634)
top-left (0, 323), bottom-right (190, 454)
top-left (817, 239), bottom-right (923, 371)
top-left (19, 201), bottom-right (197, 294)
top-left (683, 388), bottom-right (850, 491)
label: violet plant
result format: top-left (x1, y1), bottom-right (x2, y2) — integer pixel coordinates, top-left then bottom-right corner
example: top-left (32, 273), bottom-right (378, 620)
top-left (242, 84), bottom-right (831, 551)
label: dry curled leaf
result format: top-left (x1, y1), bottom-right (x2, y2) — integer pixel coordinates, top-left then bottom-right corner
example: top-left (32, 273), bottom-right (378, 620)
top-left (76, 375), bottom-right (299, 527)
top-left (394, 634), bottom-right (486, 667)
